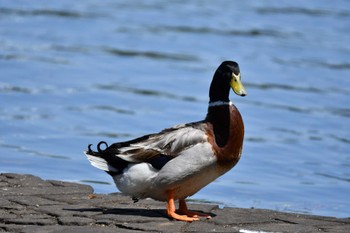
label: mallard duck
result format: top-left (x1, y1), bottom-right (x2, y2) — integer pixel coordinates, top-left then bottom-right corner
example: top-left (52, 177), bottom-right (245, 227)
top-left (85, 61), bottom-right (246, 222)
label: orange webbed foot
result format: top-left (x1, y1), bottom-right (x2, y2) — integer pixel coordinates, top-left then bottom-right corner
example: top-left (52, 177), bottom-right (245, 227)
top-left (166, 190), bottom-right (199, 222)
top-left (179, 199), bottom-right (212, 219)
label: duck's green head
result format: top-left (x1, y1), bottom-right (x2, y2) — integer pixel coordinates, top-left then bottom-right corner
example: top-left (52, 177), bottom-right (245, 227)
top-left (209, 61), bottom-right (247, 102)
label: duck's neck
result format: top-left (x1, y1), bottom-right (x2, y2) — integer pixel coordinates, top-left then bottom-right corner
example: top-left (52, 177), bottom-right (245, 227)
top-left (206, 71), bottom-right (233, 147)
top-left (206, 103), bottom-right (231, 147)
top-left (208, 71), bottom-right (231, 103)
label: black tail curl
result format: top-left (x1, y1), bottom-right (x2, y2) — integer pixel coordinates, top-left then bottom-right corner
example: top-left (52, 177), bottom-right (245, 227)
top-left (87, 141), bottom-right (129, 175)
top-left (87, 141), bottom-right (109, 154)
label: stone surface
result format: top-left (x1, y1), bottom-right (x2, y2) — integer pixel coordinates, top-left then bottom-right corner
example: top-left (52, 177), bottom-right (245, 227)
top-left (0, 173), bottom-right (349, 233)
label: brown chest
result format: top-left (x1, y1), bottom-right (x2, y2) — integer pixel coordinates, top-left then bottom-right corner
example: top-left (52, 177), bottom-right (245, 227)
top-left (205, 105), bottom-right (244, 170)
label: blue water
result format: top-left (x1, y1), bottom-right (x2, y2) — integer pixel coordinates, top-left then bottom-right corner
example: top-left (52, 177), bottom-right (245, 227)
top-left (1, 0), bottom-right (349, 218)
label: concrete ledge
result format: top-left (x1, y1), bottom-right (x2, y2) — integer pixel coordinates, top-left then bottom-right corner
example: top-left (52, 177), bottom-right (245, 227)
top-left (0, 173), bottom-right (349, 233)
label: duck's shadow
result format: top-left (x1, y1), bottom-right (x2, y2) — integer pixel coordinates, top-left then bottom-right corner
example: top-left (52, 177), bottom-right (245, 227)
top-left (65, 207), bottom-right (216, 220)
top-left (65, 207), bottom-right (165, 218)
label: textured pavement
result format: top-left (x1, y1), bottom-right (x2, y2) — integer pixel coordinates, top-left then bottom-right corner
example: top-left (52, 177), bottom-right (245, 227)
top-left (0, 173), bottom-right (349, 233)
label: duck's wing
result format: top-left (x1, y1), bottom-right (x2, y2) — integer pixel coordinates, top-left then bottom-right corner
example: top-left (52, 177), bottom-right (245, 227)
top-left (85, 121), bottom-right (208, 172)
top-left (112, 122), bottom-right (207, 162)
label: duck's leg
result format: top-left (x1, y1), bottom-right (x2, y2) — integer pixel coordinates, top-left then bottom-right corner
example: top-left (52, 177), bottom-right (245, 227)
top-left (166, 190), bottom-right (199, 222)
top-left (179, 199), bottom-right (212, 219)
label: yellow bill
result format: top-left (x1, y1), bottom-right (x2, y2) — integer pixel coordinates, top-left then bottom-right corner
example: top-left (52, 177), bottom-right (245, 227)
top-left (230, 73), bottom-right (247, 96)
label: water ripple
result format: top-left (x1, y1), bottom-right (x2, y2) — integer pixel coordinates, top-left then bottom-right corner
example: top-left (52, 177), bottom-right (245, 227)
top-left (91, 105), bottom-right (135, 115)
top-left (0, 107), bottom-right (53, 121)
top-left (274, 58), bottom-right (350, 71)
top-left (80, 179), bottom-right (111, 185)
top-left (0, 84), bottom-right (32, 94)
top-left (119, 26), bottom-right (299, 38)
top-left (246, 137), bottom-right (267, 143)
top-left (0, 83), bottom-right (80, 95)
top-left (246, 81), bottom-right (350, 96)
top-left (0, 143), bottom-right (69, 159)
top-left (65, 105), bottom-right (135, 116)
top-left (329, 135), bottom-right (350, 144)
top-left (315, 173), bottom-right (350, 183)
top-left (246, 99), bottom-right (350, 118)
top-left (103, 47), bottom-right (199, 61)
top-left (257, 7), bottom-right (350, 17)
top-left (95, 83), bottom-right (198, 102)
top-left (270, 127), bottom-right (302, 136)
top-left (0, 53), bottom-right (70, 64)
top-left (82, 132), bottom-right (132, 139)
top-left (0, 7), bottom-right (98, 18)
top-left (246, 82), bottom-right (323, 94)
top-left (49, 45), bottom-right (90, 54)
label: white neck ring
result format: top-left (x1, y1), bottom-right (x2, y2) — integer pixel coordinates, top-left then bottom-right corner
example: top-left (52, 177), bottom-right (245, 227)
top-left (208, 101), bottom-right (232, 107)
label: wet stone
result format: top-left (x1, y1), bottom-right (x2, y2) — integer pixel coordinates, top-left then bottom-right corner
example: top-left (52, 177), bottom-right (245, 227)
top-left (0, 173), bottom-right (349, 233)
top-left (57, 216), bottom-right (95, 226)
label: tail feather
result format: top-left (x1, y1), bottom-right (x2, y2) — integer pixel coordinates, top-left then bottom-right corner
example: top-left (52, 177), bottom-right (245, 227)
top-left (84, 141), bottom-right (129, 175)
top-left (84, 151), bottom-right (114, 172)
